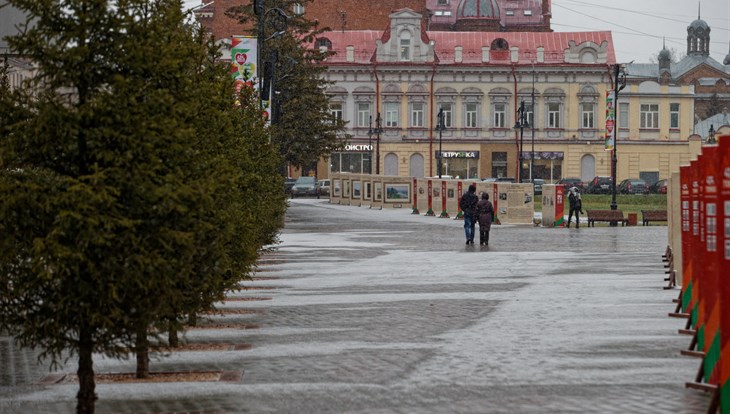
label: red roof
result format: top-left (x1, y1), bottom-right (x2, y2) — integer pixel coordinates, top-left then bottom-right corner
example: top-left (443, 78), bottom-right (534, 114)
top-left (318, 30), bottom-right (615, 66)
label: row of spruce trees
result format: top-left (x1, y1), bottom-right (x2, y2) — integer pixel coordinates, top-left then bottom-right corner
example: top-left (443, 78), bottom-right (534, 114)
top-left (0, 0), bottom-right (344, 413)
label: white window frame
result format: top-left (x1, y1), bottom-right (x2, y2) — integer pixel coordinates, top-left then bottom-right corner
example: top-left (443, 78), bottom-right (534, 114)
top-left (411, 102), bottom-right (425, 128)
top-left (357, 103), bottom-right (371, 128)
top-left (399, 33), bottom-right (411, 62)
top-left (547, 103), bottom-right (561, 128)
top-left (619, 102), bottom-right (629, 129)
top-left (330, 103), bottom-right (343, 122)
top-left (292, 3), bottom-right (304, 15)
top-left (493, 103), bottom-right (506, 128)
top-left (385, 103), bottom-right (399, 127)
top-left (465, 103), bottom-right (479, 128)
top-left (640, 104), bottom-right (659, 129)
top-left (581, 102), bottom-right (595, 129)
top-left (670, 103), bottom-right (680, 129)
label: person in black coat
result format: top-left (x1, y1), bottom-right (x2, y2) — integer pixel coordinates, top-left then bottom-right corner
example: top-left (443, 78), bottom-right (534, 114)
top-left (567, 187), bottom-right (584, 228)
top-left (476, 192), bottom-right (494, 245)
top-left (459, 184), bottom-right (478, 244)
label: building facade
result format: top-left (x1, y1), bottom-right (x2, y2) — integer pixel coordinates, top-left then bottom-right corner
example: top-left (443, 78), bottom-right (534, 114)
top-left (322, 8), bottom-right (699, 183)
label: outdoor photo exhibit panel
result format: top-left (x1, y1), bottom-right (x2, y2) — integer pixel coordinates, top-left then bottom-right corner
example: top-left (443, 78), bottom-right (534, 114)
top-left (541, 184), bottom-right (565, 227)
top-left (669, 136), bottom-right (730, 413)
top-left (668, 171), bottom-right (683, 285)
top-left (495, 183), bottom-right (535, 225)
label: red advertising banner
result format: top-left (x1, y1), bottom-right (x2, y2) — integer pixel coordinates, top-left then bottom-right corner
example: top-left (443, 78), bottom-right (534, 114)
top-left (680, 164), bottom-right (693, 314)
top-left (699, 147), bottom-right (721, 384)
top-left (456, 181), bottom-right (463, 220)
top-left (426, 180), bottom-right (434, 216)
top-left (556, 186), bottom-right (565, 227)
top-left (439, 181), bottom-right (449, 218)
top-left (717, 136), bottom-right (730, 414)
top-left (412, 178), bottom-right (419, 214)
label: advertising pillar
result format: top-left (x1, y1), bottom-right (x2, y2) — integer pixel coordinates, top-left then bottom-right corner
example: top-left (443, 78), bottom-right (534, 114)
top-left (717, 136), bottom-right (730, 414)
top-left (412, 177), bottom-right (419, 214)
top-left (439, 181), bottom-right (449, 218)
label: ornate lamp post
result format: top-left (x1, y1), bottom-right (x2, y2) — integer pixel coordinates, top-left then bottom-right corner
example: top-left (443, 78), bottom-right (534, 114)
top-left (707, 124), bottom-right (716, 144)
top-left (514, 101), bottom-right (528, 183)
top-left (609, 64), bottom-right (627, 213)
top-left (253, 0), bottom-right (289, 111)
top-left (367, 115), bottom-right (374, 174)
top-left (436, 108), bottom-right (446, 178)
top-left (373, 112), bottom-right (383, 175)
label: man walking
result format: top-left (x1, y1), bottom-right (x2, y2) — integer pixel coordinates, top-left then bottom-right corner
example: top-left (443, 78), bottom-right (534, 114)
top-left (460, 183), bottom-right (478, 244)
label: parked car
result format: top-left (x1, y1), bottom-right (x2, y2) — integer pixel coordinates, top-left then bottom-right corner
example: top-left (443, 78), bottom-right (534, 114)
top-left (284, 177), bottom-right (296, 194)
top-left (496, 177), bottom-right (516, 182)
top-left (317, 179), bottom-right (331, 196)
top-left (556, 177), bottom-right (584, 192)
top-left (585, 176), bottom-right (613, 194)
top-left (618, 178), bottom-right (649, 194)
top-left (290, 176), bottom-right (317, 197)
top-left (532, 178), bottom-right (545, 195)
top-left (649, 179), bottom-right (668, 194)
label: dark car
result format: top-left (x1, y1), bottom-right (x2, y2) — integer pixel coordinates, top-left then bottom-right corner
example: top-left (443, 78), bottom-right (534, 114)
top-left (618, 178), bottom-right (649, 194)
top-left (556, 177), bottom-right (584, 192)
top-left (586, 176), bottom-right (613, 194)
top-left (284, 177), bottom-right (296, 194)
top-left (649, 179), bottom-right (668, 194)
top-left (290, 176), bottom-right (317, 197)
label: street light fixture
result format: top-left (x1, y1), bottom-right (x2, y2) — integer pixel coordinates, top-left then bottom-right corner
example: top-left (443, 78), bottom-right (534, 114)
top-left (254, 0), bottom-right (289, 111)
top-left (609, 64), bottom-right (627, 214)
top-left (514, 101), bottom-right (528, 183)
top-left (707, 124), bottom-right (716, 144)
top-left (436, 107), bottom-right (446, 178)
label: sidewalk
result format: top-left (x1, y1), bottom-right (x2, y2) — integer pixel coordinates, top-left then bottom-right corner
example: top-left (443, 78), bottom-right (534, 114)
top-left (0, 198), bottom-right (710, 413)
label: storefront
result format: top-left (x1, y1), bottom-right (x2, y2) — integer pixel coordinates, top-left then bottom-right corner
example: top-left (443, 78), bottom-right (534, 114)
top-left (434, 150), bottom-right (479, 179)
top-left (521, 151), bottom-right (563, 181)
top-left (330, 144), bottom-right (373, 174)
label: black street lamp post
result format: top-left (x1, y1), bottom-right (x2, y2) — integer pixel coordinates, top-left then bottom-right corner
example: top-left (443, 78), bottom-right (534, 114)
top-left (373, 112), bottom-right (383, 175)
top-left (436, 108), bottom-right (446, 178)
top-left (367, 115), bottom-right (374, 174)
top-left (609, 64), bottom-right (627, 213)
top-left (531, 63), bottom-right (536, 182)
top-left (253, 0), bottom-right (289, 112)
top-left (707, 124), bottom-right (716, 144)
top-left (514, 101), bottom-right (528, 183)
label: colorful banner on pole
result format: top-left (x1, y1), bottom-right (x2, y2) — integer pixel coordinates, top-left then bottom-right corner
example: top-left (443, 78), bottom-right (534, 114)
top-left (605, 90), bottom-right (615, 151)
top-left (231, 36), bottom-right (257, 92)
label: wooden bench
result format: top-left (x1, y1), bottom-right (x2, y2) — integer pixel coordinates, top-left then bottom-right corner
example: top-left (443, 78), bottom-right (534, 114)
top-left (642, 210), bottom-right (667, 226)
top-left (586, 210), bottom-right (628, 227)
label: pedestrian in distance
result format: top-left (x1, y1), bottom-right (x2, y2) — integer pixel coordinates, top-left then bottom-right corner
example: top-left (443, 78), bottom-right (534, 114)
top-left (566, 186), bottom-right (584, 228)
top-left (476, 192), bottom-right (494, 245)
top-left (460, 183), bottom-right (479, 244)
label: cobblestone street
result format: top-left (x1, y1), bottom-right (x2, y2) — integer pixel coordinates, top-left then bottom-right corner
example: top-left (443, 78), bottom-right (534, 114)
top-left (0, 198), bottom-right (711, 413)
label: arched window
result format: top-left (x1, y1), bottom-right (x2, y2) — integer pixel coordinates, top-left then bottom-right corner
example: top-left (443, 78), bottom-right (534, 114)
top-left (580, 154), bottom-right (596, 182)
top-left (409, 153), bottom-right (425, 177)
top-left (399, 31), bottom-right (412, 61)
top-left (384, 153), bottom-right (399, 176)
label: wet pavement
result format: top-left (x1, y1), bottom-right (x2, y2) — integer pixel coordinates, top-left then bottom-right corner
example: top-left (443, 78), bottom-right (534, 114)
top-left (0, 198), bottom-right (711, 413)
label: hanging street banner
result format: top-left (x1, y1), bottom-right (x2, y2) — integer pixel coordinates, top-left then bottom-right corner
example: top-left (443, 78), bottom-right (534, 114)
top-left (605, 90), bottom-right (615, 151)
top-left (231, 36), bottom-right (257, 92)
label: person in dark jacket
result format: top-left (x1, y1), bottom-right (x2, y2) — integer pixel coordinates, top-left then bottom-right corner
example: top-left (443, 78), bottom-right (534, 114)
top-left (567, 186), bottom-right (583, 228)
top-left (459, 183), bottom-right (478, 244)
top-left (476, 192), bottom-right (494, 245)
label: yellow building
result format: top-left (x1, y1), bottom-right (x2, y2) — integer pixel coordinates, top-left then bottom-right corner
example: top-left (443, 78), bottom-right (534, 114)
top-left (321, 9), bottom-right (701, 184)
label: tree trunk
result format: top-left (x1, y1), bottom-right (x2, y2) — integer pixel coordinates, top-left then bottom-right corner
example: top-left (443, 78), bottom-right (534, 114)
top-left (168, 325), bottom-right (179, 348)
top-left (76, 326), bottom-right (97, 414)
top-left (135, 324), bottom-right (149, 379)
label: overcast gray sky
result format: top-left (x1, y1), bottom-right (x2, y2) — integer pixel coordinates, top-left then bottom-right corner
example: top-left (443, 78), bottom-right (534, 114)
top-left (183, 0), bottom-right (730, 64)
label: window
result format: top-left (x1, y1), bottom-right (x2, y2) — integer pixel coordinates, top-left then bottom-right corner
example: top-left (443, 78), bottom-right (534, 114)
top-left (670, 103), bottom-right (680, 128)
top-left (581, 102), bottom-right (595, 128)
top-left (385, 103), bottom-right (399, 127)
top-left (357, 103), bottom-right (371, 128)
top-left (316, 38), bottom-right (332, 50)
top-left (437, 0), bottom-right (449, 4)
top-left (292, 3), bottom-right (304, 14)
top-left (399, 32), bottom-right (411, 62)
top-left (547, 103), bottom-right (561, 128)
top-left (640, 104), bottom-right (659, 129)
top-left (493, 103), bottom-right (506, 128)
top-left (505, 10), bottom-right (514, 16)
top-left (619, 102), bottom-right (629, 128)
top-left (523, 9), bottom-right (533, 16)
top-left (465, 103), bottom-right (479, 128)
top-left (411, 103), bottom-right (425, 127)
top-left (439, 103), bottom-right (453, 128)
top-left (330, 103), bottom-right (343, 122)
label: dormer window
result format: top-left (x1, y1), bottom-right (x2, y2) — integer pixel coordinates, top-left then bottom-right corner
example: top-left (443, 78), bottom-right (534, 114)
top-left (292, 3), bottom-right (304, 15)
top-left (505, 10), bottom-right (514, 16)
top-left (523, 9), bottom-right (532, 16)
top-left (437, 0), bottom-right (449, 4)
top-left (316, 37), bottom-right (332, 51)
top-left (400, 31), bottom-right (412, 61)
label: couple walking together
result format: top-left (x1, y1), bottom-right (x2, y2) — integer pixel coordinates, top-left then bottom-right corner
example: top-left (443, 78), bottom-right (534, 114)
top-left (460, 184), bottom-right (494, 245)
